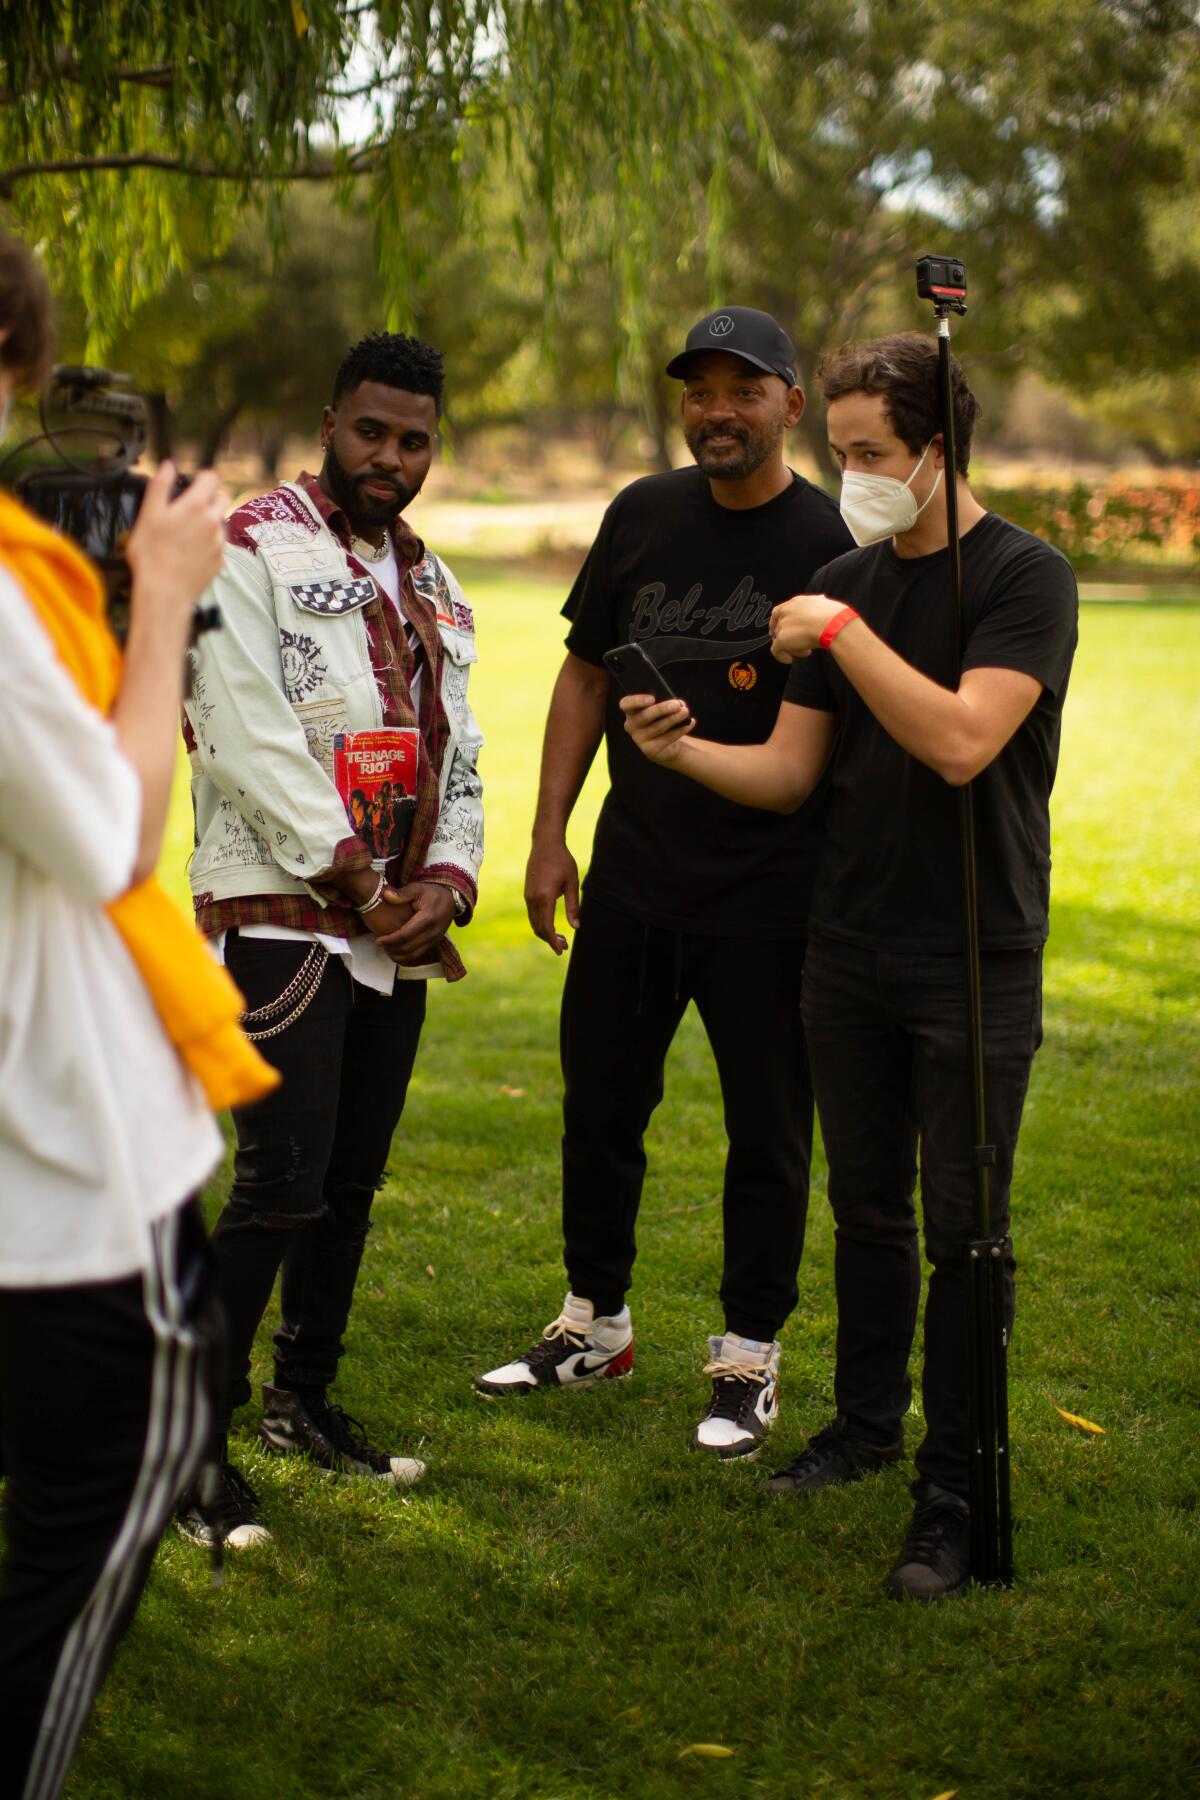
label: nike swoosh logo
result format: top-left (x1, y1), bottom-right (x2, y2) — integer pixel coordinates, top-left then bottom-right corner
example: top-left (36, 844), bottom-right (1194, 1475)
top-left (567, 1351), bottom-right (620, 1378)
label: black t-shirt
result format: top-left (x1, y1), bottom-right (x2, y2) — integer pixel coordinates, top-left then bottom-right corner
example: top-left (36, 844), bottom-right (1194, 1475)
top-left (783, 512), bottom-right (1079, 951)
top-left (564, 466), bottom-right (853, 937)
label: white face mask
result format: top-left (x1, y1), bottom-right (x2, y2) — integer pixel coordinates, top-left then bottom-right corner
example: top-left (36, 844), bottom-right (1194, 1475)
top-left (838, 441), bottom-right (943, 547)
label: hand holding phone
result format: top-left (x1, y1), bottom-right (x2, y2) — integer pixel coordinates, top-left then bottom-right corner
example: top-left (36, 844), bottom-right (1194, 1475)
top-left (603, 642), bottom-right (693, 724)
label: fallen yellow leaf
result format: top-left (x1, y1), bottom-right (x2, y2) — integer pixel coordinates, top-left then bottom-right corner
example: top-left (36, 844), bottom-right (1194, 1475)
top-left (291, 0), bottom-right (309, 36)
top-left (499, 1085), bottom-right (526, 1097)
top-left (678, 1744), bottom-right (735, 1759)
top-left (1054, 1405), bottom-right (1105, 1435)
top-left (425, 1264), bottom-right (436, 1278)
top-left (929, 1791), bottom-right (958, 1799)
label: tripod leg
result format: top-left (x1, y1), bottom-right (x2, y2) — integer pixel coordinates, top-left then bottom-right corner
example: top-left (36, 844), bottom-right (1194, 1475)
top-left (968, 1236), bottom-right (1014, 1586)
top-left (968, 1239), bottom-right (998, 1583)
top-left (991, 1240), bottom-right (1014, 1583)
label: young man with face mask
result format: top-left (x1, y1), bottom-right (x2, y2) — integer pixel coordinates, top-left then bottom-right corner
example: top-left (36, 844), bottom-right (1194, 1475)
top-left (475, 308), bottom-right (852, 1458)
top-left (620, 332), bottom-right (1078, 1599)
top-left (176, 332), bottom-right (484, 1548)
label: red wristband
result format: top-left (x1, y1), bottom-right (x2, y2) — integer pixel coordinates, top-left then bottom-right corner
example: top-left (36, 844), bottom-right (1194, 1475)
top-left (818, 605), bottom-right (860, 650)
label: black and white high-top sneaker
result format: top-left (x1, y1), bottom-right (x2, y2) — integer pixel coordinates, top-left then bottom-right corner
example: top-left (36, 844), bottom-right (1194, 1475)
top-left (259, 1386), bottom-right (426, 1485)
top-left (474, 1294), bottom-right (634, 1396)
top-left (692, 1333), bottom-right (780, 1459)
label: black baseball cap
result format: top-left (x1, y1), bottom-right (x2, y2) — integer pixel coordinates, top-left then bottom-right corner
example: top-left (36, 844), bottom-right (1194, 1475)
top-left (665, 306), bottom-right (799, 387)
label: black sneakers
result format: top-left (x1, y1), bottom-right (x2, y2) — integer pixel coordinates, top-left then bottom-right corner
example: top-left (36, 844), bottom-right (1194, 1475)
top-left (259, 1384), bottom-right (426, 1486)
top-left (176, 1458), bottom-right (272, 1550)
top-left (887, 1484), bottom-right (971, 1602)
top-left (767, 1415), bottom-right (904, 1495)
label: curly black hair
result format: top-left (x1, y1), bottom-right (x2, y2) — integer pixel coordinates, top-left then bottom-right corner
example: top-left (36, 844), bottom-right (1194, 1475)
top-left (331, 331), bottom-right (445, 415)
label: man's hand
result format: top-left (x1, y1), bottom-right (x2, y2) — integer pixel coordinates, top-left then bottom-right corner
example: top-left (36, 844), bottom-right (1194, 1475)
top-left (618, 693), bottom-right (695, 765)
top-left (359, 892), bottom-right (415, 960)
top-left (525, 839), bottom-right (581, 956)
top-left (371, 882), bottom-right (455, 964)
top-left (768, 595), bottom-right (846, 664)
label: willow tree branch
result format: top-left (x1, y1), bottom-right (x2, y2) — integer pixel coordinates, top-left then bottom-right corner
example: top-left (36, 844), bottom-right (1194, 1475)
top-left (0, 56), bottom-right (176, 103)
top-left (0, 149), bottom-right (383, 196)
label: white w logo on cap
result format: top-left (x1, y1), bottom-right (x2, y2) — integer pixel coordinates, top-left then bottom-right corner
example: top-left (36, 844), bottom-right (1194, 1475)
top-left (709, 315), bottom-right (735, 336)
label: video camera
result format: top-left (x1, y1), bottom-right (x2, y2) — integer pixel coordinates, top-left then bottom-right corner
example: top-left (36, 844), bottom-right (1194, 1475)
top-left (0, 363), bottom-right (220, 647)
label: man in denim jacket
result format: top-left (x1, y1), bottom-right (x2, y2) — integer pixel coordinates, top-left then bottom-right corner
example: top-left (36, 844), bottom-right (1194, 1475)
top-left (178, 332), bottom-right (483, 1549)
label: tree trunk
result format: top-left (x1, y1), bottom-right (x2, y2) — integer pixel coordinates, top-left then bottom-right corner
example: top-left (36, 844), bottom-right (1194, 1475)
top-left (795, 392), bottom-right (839, 489)
top-left (640, 367), bottom-right (676, 474)
top-left (201, 402), bottom-right (242, 470)
top-left (259, 423), bottom-right (285, 479)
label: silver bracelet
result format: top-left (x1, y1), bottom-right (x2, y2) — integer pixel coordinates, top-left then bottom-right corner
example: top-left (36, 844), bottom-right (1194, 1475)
top-left (355, 873), bottom-right (387, 914)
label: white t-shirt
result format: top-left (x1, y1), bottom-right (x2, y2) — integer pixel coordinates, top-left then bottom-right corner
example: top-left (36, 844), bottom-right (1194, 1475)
top-left (0, 568), bottom-right (222, 1288)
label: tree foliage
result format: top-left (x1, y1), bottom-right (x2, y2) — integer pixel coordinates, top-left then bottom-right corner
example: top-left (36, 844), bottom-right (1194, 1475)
top-left (697, 0), bottom-right (1200, 472)
top-left (7, 1), bottom-right (1197, 465)
top-left (0, 1), bottom-right (764, 341)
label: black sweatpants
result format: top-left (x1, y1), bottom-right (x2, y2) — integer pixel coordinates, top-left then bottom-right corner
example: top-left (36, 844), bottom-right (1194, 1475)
top-left (0, 1201), bottom-right (219, 1800)
top-left (801, 932), bottom-right (1043, 1497)
top-left (560, 895), bottom-right (812, 1341)
top-left (209, 933), bottom-right (426, 1434)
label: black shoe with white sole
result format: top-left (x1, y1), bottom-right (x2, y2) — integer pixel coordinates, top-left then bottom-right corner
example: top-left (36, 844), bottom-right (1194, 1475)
top-left (474, 1294), bottom-right (634, 1396)
top-left (259, 1384), bottom-right (426, 1485)
top-left (176, 1459), bottom-right (272, 1550)
top-left (692, 1335), bottom-right (780, 1459)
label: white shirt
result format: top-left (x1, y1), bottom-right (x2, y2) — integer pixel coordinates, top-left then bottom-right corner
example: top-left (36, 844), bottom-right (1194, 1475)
top-left (0, 568), bottom-right (222, 1288)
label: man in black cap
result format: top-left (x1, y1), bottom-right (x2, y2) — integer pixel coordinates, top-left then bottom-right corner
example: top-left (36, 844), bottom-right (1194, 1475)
top-left (475, 307), bottom-right (852, 1457)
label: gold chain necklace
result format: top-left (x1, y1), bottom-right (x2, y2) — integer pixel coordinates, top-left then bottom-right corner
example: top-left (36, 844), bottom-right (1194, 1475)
top-left (350, 528), bottom-right (390, 564)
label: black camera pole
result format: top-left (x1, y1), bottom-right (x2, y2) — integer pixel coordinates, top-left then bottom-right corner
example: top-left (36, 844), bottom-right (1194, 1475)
top-left (915, 255), bottom-right (1013, 1587)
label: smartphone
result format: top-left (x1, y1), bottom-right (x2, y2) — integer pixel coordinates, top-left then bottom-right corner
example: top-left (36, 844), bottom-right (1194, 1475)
top-left (603, 641), bottom-right (684, 706)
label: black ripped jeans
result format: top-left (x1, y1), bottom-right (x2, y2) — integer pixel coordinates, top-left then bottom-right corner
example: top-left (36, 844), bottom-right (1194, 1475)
top-left (209, 932), bottom-right (426, 1436)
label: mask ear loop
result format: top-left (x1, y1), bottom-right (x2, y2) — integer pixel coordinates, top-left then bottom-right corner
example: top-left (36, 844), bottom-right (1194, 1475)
top-left (907, 441), bottom-right (944, 521)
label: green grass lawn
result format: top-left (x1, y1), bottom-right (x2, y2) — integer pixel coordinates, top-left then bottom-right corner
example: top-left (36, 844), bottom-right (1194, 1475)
top-left (79, 581), bottom-right (1198, 1800)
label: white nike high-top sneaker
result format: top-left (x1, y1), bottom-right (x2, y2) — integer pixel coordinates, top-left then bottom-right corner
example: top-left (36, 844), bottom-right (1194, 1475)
top-left (692, 1332), bottom-right (780, 1458)
top-left (474, 1294), bottom-right (634, 1396)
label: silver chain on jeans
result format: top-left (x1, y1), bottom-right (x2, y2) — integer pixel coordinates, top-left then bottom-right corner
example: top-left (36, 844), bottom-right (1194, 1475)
top-left (239, 944), bottom-right (330, 1042)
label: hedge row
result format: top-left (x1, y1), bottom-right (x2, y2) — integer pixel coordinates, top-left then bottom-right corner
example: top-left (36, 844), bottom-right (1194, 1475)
top-left (978, 478), bottom-right (1200, 569)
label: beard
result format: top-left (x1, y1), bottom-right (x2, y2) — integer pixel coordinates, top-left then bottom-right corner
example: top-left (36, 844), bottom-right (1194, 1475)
top-left (321, 441), bottom-right (419, 529)
top-left (684, 416), bottom-right (783, 482)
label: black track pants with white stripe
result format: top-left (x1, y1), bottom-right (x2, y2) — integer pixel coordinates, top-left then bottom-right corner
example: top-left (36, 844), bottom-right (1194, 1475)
top-left (0, 1199), bottom-right (220, 1800)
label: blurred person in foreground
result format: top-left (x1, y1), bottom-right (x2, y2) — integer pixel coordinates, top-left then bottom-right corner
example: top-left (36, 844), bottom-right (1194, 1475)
top-left (0, 230), bottom-right (276, 1800)
top-left (176, 332), bottom-right (483, 1549)
top-left (621, 333), bottom-right (1077, 1598)
top-left (476, 308), bottom-right (852, 1457)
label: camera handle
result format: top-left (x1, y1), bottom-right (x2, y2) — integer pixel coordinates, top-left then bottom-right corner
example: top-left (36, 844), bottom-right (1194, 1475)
top-left (917, 258), bottom-right (1013, 1589)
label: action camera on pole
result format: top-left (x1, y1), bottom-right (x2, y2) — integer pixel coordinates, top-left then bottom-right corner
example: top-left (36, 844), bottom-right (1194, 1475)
top-left (915, 254), bottom-right (968, 313)
top-left (915, 252), bottom-right (1013, 1590)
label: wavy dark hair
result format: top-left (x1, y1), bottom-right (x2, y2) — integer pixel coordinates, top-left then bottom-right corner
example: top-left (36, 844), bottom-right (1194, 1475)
top-left (331, 331), bottom-right (445, 415)
top-left (817, 332), bottom-right (981, 475)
